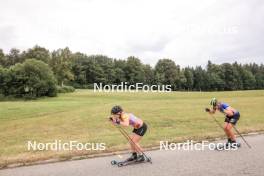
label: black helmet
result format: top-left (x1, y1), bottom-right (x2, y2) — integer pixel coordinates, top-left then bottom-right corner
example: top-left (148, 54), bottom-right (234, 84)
top-left (111, 105), bottom-right (123, 114)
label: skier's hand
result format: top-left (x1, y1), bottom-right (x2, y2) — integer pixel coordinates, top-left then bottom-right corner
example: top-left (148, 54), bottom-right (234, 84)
top-left (113, 118), bottom-right (120, 125)
top-left (205, 108), bottom-right (210, 112)
top-left (109, 116), bottom-right (120, 125)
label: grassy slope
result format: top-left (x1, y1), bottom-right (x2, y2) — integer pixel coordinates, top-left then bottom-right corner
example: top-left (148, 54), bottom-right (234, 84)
top-left (0, 90), bottom-right (264, 166)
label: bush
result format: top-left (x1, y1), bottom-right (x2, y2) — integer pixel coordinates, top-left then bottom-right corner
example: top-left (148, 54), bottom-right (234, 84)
top-left (57, 86), bottom-right (75, 93)
top-left (3, 59), bottom-right (58, 99)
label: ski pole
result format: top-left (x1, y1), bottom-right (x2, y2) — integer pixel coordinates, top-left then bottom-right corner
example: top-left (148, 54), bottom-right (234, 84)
top-left (116, 126), bottom-right (140, 152)
top-left (109, 118), bottom-right (134, 148)
top-left (208, 113), bottom-right (224, 131)
top-left (117, 125), bottom-right (151, 161)
top-left (108, 118), bottom-right (151, 162)
top-left (232, 125), bottom-right (251, 149)
top-left (117, 126), bottom-right (142, 153)
top-left (206, 112), bottom-right (252, 149)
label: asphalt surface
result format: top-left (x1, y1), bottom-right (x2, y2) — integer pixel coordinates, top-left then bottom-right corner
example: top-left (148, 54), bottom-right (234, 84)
top-left (1, 134), bottom-right (264, 176)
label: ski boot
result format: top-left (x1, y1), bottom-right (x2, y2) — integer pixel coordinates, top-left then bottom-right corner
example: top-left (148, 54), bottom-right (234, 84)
top-left (136, 154), bottom-right (145, 162)
top-left (126, 152), bottom-right (137, 162)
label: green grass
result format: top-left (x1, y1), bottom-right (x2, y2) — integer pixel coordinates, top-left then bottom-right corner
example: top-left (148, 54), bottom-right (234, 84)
top-left (1, 90), bottom-right (264, 167)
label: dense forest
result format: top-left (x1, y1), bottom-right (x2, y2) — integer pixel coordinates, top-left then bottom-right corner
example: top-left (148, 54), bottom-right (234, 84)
top-left (0, 46), bottom-right (264, 98)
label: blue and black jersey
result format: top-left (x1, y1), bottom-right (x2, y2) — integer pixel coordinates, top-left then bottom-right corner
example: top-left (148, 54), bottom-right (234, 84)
top-left (219, 102), bottom-right (240, 117)
top-left (219, 103), bottom-right (230, 113)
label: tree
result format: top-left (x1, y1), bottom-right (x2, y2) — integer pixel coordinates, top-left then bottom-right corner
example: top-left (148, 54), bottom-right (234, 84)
top-left (0, 66), bottom-right (8, 95)
top-left (89, 55), bottom-right (115, 84)
top-left (193, 66), bottom-right (209, 91)
top-left (0, 49), bottom-right (7, 67)
top-left (177, 70), bottom-right (187, 90)
top-left (23, 45), bottom-right (50, 63)
top-left (255, 71), bottom-right (264, 89)
top-left (6, 48), bottom-right (23, 66)
top-left (244, 63), bottom-right (259, 75)
top-left (184, 68), bottom-right (194, 90)
top-left (232, 62), bottom-right (244, 90)
top-left (71, 53), bottom-right (88, 87)
top-left (240, 69), bottom-right (256, 90)
top-left (71, 54), bottom-right (113, 86)
top-left (206, 61), bottom-right (225, 91)
top-left (143, 64), bottom-right (155, 85)
top-left (220, 63), bottom-right (241, 90)
top-left (85, 59), bottom-right (106, 84)
top-left (113, 67), bottom-right (126, 84)
top-left (113, 59), bottom-right (126, 84)
top-left (154, 59), bottom-right (180, 90)
top-left (50, 47), bottom-right (74, 86)
top-left (124, 56), bottom-right (145, 85)
top-left (209, 72), bottom-right (225, 91)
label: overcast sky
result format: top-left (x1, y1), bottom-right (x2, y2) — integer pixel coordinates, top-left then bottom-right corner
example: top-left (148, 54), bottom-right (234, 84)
top-left (0, 0), bottom-right (263, 66)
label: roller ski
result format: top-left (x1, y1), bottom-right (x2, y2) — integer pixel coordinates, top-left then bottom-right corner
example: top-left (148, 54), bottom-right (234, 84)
top-left (111, 153), bottom-right (152, 167)
top-left (214, 140), bottom-right (241, 151)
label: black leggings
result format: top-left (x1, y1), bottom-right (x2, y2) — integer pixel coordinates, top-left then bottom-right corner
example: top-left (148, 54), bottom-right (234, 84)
top-left (225, 112), bottom-right (240, 125)
top-left (133, 123), bottom-right (147, 136)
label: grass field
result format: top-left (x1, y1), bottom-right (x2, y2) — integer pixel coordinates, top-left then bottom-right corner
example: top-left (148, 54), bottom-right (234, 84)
top-left (1, 90), bottom-right (264, 167)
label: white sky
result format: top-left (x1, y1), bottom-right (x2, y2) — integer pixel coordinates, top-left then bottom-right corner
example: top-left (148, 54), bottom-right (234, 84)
top-left (0, 0), bottom-right (263, 67)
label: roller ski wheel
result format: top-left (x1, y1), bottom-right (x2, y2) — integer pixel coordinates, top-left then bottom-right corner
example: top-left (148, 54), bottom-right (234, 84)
top-left (111, 160), bottom-right (118, 165)
top-left (117, 162), bottom-right (124, 167)
top-left (231, 142), bottom-right (241, 148)
top-left (236, 142), bottom-right (241, 147)
top-left (146, 157), bottom-right (152, 164)
top-left (214, 142), bottom-right (241, 151)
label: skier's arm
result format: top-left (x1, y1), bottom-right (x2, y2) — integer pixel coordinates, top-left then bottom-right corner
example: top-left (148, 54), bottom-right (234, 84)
top-left (224, 107), bottom-right (235, 117)
top-left (120, 117), bottom-right (129, 127)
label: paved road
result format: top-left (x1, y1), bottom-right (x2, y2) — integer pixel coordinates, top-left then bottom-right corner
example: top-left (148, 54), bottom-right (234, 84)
top-left (1, 134), bottom-right (264, 176)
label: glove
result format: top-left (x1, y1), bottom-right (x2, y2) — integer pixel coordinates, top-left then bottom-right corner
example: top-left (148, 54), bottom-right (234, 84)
top-left (114, 119), bottom-right (120, 125)
top-left (109, 117), bottom-right (120, 125)
top-left (205, 108), bottom-right (210, 112)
